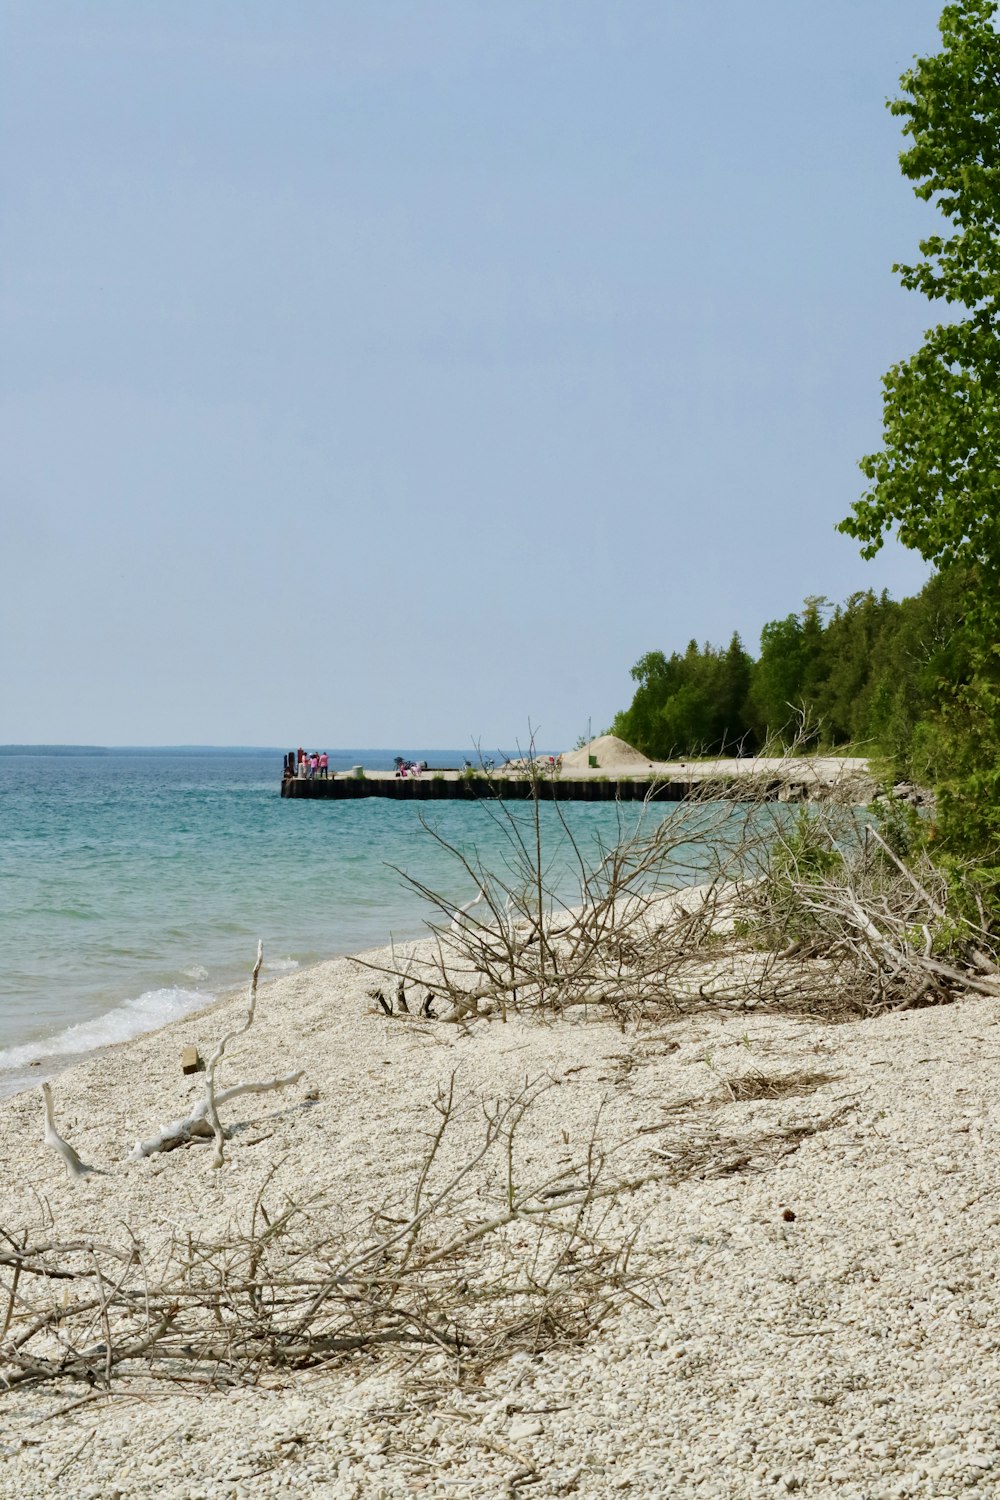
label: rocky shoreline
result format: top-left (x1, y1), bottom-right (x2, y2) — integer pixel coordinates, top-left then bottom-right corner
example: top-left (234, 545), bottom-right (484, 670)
top-left (0, 924), bottom-right (997, 1497)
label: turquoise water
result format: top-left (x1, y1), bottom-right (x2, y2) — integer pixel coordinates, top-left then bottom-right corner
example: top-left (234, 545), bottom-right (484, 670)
top-left (0, 749), bottom-right (697, 1096)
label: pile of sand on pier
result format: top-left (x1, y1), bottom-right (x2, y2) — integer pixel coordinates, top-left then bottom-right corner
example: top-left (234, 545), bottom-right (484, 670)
top-left (559, 733), bottom-right (653, 770)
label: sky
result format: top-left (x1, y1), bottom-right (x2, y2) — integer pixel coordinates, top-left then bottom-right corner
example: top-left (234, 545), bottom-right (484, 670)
top-left (1, 0), bottom-right (950, 750)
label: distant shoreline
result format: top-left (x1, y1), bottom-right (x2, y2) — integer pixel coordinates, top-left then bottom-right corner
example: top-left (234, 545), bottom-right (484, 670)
top-left (0, 744), bottom-right (287, 756)
top-left (0, 744), bottom-right (528, 756)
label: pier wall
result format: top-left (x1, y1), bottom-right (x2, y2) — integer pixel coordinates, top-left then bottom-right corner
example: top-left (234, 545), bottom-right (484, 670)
top-left (280, 774), bottom-right (788, 803)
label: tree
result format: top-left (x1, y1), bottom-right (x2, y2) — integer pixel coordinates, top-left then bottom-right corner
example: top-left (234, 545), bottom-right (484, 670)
top-left (719, 632), bottom-right (754, 748)
top-left (819, 591), bottom-right (898, 742)
top-left (611, 651), bottom-right (675, 756)
top-left (613, 638), bottom-right (758, 758)
top-left (748, 614), bottom-right (808, 745)
top-left (839, 0), bottom-right (1000, 595)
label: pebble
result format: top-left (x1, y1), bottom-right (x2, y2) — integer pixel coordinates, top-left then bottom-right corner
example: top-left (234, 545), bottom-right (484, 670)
top-left (508, 1418), bottom-right (544, 1441)
top-left (1, 958), bottom-right (1000, 1498)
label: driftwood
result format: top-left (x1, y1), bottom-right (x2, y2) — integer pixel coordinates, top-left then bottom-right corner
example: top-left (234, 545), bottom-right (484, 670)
top-left (2, 1076), bottom-right (647, 1392)
top-left (355, 771), bottom-right (747, 1023)
top-left (355, 750), bottom-right (999, 1025)
top-left (40, 1083), bottom-right (97, 1180)
top-left (127, 1072), bottom-right (305, 1161)
top-left (33, 944), bottom-right (305, 1184)
top-left (737, 805), bottom-right (1000, 1014)
top-left (0, 1069), bottom-right (859, 1395)
top-left (129, 942), bottom-right (304, 1165)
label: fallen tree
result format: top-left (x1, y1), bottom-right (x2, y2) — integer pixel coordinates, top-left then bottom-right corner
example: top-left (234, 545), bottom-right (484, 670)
top-left (3, 1078), bottom-right (648, 1391)
top-left (357, 756), bottom-right (999, 1023)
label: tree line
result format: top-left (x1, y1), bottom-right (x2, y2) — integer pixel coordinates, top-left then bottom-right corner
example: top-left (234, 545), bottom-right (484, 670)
top-left (611, 563), bottom-right (998, 867)
top-left (611, 568), bottom-right (967, 773)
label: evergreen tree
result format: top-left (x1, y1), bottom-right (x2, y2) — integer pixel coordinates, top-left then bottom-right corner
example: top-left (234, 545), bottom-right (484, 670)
top-left (747, 614), bottom-right (807, 745)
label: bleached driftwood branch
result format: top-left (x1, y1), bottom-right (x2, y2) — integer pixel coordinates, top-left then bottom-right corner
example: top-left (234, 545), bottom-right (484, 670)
top-left (128, 942), bottom-right (305, 1165)
top-left (127, 1072), bottom-right (306, 1161)
top-left (451, 885), bottom-right (486, 931)
top-left (203, 940), bottom-right (262, 1168)
top-left (40, 1082), bottom-right (98, 1180)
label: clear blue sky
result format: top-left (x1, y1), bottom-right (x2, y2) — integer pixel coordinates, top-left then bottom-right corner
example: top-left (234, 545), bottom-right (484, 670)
top-left (2, 1), bottom-right (946, 749)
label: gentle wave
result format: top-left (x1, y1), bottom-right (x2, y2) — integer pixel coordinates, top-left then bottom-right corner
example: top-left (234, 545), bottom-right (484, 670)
top-left (0, 985), bottom-right (216, 1077)
top-left (0, 750), bottom-right (683, 1096)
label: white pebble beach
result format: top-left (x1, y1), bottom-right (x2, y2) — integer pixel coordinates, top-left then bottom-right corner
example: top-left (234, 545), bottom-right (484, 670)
top-left (1, 931), bottom-right (999, 1500)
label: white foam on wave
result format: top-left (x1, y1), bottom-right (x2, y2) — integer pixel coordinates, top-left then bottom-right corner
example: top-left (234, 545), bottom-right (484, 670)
top-left (0, 986), bottom-right (216, 1076)
top-left (265, 957), bottom-right (299, 974)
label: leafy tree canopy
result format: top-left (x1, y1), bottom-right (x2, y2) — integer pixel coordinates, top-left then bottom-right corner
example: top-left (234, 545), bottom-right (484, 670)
top-left (610, 577), bottom-right (969, 765)
top-left (839, 0), bottom-right (1000, 594)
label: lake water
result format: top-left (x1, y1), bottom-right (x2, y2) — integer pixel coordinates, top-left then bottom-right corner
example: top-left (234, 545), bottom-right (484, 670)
top-left (0, 748), bottom-right (700, 1097)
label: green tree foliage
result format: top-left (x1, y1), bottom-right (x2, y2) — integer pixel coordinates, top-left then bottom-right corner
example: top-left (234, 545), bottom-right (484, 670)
top-left (612, 575), bottom-right (968, 767)
top-left (857, 570), bottom-right (970, 777)
top-left (837, 0), bottom-right (1000, 867)
top-left (746, 599), bottom-right (829, 744)
top-left (820, 591), bottom-right (897, 741)
top-left (937, 675), bottom-right (1000, 881)
top-left (612, 634), bottom-right (754, 758)
top-left (615, 4), bottom-right (1000, 879)
top-left (746, 613), bottom-right (808, 745)
top-left (840, 0), bottom-right (1000, 593)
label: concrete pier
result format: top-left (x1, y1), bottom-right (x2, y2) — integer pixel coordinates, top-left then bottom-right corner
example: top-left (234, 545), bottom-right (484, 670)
top-left (280, 771), bottom-right (784, 802)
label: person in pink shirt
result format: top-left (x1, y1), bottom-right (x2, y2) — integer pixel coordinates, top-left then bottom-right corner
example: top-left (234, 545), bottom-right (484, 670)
top-left (319, 752), bottom-right (329, 778)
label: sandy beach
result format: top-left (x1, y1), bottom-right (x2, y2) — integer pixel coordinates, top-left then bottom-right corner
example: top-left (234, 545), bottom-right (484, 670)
top-left (1, 918), bottom-right (999, 1499)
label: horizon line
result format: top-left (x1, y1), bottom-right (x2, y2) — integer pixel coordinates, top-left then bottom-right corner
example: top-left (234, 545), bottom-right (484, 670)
top-left (0, 742), bottom-right (529, 753)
